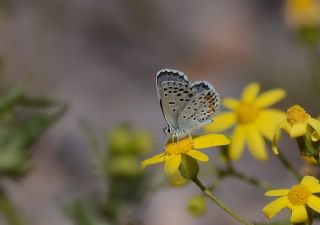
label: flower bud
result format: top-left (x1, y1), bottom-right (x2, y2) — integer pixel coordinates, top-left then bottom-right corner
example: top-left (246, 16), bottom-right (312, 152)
top-left (107, 126), bottom-right (133, 154)
top-left (179, 154), bottom-right (199, 180)
top-left (187, 195), bottom-right (207, 218)
top-left (108, 155), bottom-right (139, 177)
top-left (132, 131), bottom-right (153, 155)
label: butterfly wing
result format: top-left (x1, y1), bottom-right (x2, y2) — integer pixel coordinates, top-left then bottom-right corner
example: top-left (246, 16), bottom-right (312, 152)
top-left (178, 81), bottom-right (220, 132)
top-left (156, 69), bottom-right (194, 131)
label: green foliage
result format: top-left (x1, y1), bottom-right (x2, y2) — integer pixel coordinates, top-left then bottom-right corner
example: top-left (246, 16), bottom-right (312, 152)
top-left (74, 124), bottom-right (154, 225)
top-left (0, 83), bottom-right (66, 177)
top-left (297, 25), bottom-right (320, 47)
top-left (296, 125), bottom-right (320, 160)
top-left (67, 199), bottom-right (105, 225)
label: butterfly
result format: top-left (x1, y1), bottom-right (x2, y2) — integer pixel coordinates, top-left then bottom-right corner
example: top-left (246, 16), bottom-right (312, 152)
top-left (156, 69), bottom-right (220, 142)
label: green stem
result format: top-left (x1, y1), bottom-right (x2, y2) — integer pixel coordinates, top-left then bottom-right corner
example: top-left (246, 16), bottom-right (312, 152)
top-left (206, 178), bottom-right (221, 192)
top-left (212, 166), bottom-right (272, 190)
top-left (231, 170), bottom-right (272, 190)
top-left (0, 188), bottom-right (26, 225)
top-left (192, 177), bottom-right (253, 225)
top-left (277, 152), bottom-right (302, 181)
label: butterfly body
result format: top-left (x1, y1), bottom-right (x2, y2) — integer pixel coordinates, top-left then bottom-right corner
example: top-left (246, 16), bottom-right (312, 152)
top-left (156, 69), bottom-right (220, 142)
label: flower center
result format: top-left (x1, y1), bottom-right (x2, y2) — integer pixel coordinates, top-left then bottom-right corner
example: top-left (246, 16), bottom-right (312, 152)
top-left (287, 105), bottom-right (310, 125)
top-left (165, 138), bottom-right (193, 156)
top-left (236, 102), bottom-right (260, 124)
top-left (288, 184), bottom-right (311, 206)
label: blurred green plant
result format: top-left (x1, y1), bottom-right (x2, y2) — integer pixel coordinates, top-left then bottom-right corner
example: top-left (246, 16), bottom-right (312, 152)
top-left (0, 76), bottom-right (66, 225)
top-left (104, 125), bottom-right (153, 221)
top-left (67, 199), bottom-right (105, 225)
top-left (0, 83), bottom-right (66, 176)
top-left (69, 123), bottom-right (154, 225)
top-left (187, 195), bottom-right (207, 218)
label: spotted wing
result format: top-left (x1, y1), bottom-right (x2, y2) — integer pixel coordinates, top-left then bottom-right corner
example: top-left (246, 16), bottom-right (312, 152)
top-left (156, 69), bottom-right (193, 131)
top-left (177, 81), bottom-right (220, 132)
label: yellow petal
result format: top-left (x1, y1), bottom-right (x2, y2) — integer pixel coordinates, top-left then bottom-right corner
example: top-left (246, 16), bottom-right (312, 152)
top-left (254, 89), bottom-right (286, 108)
top-left (204, 112), bottom-right (236, 132)
top-left (229, 125), bottom-right (246, 160)
top-left (290, 122), bottom-right (307, 138)
top-left (187, 150), bottom-right (209, 162)
top-left (290, 205), bottom-right (308, 224)
top-left (282, 121), bottom-right (291, 133)
top-left (255, 110), bottom-right (286, 141)
top-left (302, 156), bottom-right (318, 164)
top-left (301, 175), bottom-right (319, 186)
top-left (307, 195), bottom-right (320, 213)
top-left (164, 155), bottom-right (181, 175)
top-left (246, 126), bottom-right (268, 160)
top-left (272, 123), bottom-right (282, 155)
top-left (265, 189), bottom-right (289, 196)
top-left (272, 121), bottom-right (290, 155)
top-left (309, 184), bottom-right (320, 193)
top-left (262, 196), bottom-right (288, 219)
top-left (141, 153), bottom-right (165, 169)
top-left (307, 117), bottom-right (320, 139)
top-left (222, 98), bottom-right (240, 110)
top-left (169, 171), bottom-right (188, 187)
top-left (193, 134), bottom-right (230, 149)
top-left (241, 83), bottom-right (260, 103)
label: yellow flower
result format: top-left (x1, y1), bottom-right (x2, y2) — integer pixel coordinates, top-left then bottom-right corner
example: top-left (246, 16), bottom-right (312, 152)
top-left (285, 0), bottom-right (320, 29)
top-left (141, 134), bottom-right (230, 175)
top-left (272, 105), bottom-right (320, 154)
top-left (205, 83), bottom-right (286, 161)
top-left (263, 176), bottom-right (320, 224)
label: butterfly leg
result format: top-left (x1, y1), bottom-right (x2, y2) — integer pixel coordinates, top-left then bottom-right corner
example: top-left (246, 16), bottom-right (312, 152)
top-left (188, 132), bottom-right (191, 138)
top-left (188, 132), bottom-right (193, 143)
top-left (176, 133), bottom-right (180, 144)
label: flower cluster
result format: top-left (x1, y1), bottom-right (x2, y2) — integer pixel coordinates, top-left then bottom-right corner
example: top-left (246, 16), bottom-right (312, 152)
top-left (143, 12), bottom-right (320, 220)
top-left (142, 79), bottom-right (320, 224)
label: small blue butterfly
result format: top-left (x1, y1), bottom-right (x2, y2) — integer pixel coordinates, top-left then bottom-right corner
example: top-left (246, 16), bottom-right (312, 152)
top-left (156, 69), bottom-right (220, 141)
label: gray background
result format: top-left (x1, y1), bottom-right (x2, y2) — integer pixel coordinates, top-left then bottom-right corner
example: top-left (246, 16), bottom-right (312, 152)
top-left (0, 0), bottom-right (317, 224)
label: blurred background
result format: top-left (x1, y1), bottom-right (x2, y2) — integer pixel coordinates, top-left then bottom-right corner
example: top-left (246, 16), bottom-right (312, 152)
top-left (0, 0), bottom-right (318, 225)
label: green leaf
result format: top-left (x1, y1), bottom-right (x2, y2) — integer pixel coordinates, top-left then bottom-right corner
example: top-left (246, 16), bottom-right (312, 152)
top-left (0, 103), bottom-right (66, 176)
top-left (296, 125), bottom-right (320, 160)
top-left (0, 84), bottom-right (24, 113)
